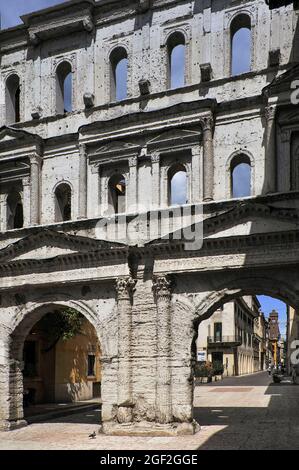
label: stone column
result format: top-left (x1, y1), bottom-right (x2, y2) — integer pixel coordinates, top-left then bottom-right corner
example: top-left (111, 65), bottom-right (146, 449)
top-left (153, 275), bottom-right (172, 424)
top-left (128, 156), bottom-right (138, 213)
top-left (30, 153), bottom-right (42, 226)
top-left (264, 105), bottom-right (276, 194)
top-left (202, 116), bottom-right (214, 202)
top-left (22, 177), bottom-right (31, 228)
top-left (191, 145), bottom-right (201, 203)
top-left (78, 143), bottom-right (88, 219)
top-left (151, 152), bottom-right (160, 209)
top-left (116, 277), bottom-right (136, 423)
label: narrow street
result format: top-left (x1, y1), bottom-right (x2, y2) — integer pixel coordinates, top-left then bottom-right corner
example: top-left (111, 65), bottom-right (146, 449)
top-left (0, 371), bottom-right (299, 450)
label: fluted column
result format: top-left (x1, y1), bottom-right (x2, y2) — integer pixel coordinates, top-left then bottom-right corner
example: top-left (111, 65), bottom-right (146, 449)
top-left (116, 277), bottom-right (136, 423)
top-left (202, 116), bottom-right (214, 202)
top-left (264, 105), bottom-right (276, 194)
top-left (151, 152), bottom-right (160, 209)
top-left (30, 153), bottom-right (42, 225)
top-left (153, 275), bottom-right (172, 424)
top-left (78, 143), bottom-right (88, 219)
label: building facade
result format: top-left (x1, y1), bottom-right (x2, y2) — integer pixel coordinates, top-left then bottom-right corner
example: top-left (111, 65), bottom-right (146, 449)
top-left (197, 296), bottom-right (263, 376)
top-left (1, 0), bottom-right (299, 436)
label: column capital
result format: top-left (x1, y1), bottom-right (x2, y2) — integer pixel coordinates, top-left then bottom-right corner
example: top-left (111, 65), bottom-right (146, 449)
top-left (128, 156), bottom-right (138, 167)
top-left (264, 105), bottom-right (276, 122)
top-left (200, 115), bottom-right (214, 133)
top-left (78, 142), bottom-right (87, 154)
top-left (29, 153), bottom-right (42, 165)
top-left (116, 277), bottom-right (136, 299)
top-left (153, 275), bottom-right (172, 299)
top-left (151, 152), bottom-right (160, 164)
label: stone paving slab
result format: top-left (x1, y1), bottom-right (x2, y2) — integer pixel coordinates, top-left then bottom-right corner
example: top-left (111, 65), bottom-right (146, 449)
top-left (1, 373), bottom-right (299, 450)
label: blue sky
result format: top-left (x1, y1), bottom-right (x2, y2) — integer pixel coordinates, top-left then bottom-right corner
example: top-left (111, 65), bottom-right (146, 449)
top-left (258, 296), bottom-right (287, 337)
top-left (0, 0), bottom-right (67, 29)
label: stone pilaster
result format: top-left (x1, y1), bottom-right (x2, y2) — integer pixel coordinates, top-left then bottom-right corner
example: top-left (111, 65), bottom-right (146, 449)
top-left (29, 153), bottom-right (42, 226)
top-left (128, 156), bottom-right (138, 213)
top-left (191, 145), bottom-right (201, 203)
top-left (153, 275), bottom-right (172, 424)
top-left (78, 143), bottom-right (88, 219)
top-left (116, 277), bottom-right (136, 423)
top-left (202, 116), bottom-right (214, 202)
top-left (151, 152), bottom-right (160, 209)
top-left (264, 105), bottom-right (276, 194)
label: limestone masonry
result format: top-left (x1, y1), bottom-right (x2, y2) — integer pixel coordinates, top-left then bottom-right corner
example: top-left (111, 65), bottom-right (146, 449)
top-left (0, 0), bottom-right (299, 436)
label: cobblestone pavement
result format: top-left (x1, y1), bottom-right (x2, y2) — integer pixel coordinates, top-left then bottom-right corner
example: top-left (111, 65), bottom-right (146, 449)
top-left (1, 372), bottom-right (298, 450)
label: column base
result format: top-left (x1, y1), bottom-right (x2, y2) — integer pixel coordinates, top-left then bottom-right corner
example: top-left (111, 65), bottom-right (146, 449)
top-left (101, 420), bottom-right (200, 436)
top-left (0, 419), bottom-right (28, 432)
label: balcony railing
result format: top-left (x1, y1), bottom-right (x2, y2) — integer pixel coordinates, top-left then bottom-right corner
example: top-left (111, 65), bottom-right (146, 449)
top-left (207, 335), bottom-right (242, 346)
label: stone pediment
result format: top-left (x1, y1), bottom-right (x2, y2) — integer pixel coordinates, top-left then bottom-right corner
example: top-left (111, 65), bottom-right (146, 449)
top-left (0, 229), bottom-right (123, 264)
top-left (147, 129), bottom-right (201, 149)
top-left (263, 64), bottom-right (299, 97)
top-left (0, 126), bottom-right (43, 150)
top-left (90, 141), bottom-right (140, 158)
top-left (204, 202), bottom-right (299, 238)
top-left (147, 201), bottom-right (299, 250)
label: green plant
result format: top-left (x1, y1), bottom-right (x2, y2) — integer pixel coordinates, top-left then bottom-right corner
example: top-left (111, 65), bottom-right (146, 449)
top-left (212, 360), bottom-right (224, 376)
top-left (194, 361), bottom-right (213, 378)
top-left (38, 308), bottom-right (84, 352)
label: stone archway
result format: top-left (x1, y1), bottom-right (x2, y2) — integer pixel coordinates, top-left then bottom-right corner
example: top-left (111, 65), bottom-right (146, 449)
top-left (0, 300), bottom-right (115, 431)
top-left (171, 271), bottom-right (299, 431)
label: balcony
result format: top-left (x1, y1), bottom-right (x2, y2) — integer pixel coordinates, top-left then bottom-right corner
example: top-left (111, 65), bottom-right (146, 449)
top-left (207, 336), bottom-right (242, 347)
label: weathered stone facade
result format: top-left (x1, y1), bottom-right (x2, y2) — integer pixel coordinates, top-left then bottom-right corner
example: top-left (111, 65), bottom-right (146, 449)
top-left (1, 0), bottom-right (299, 436)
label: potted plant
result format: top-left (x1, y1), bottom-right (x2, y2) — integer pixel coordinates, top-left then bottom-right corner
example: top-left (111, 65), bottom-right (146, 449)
top-left (194, 361), bottom-right (213, 383)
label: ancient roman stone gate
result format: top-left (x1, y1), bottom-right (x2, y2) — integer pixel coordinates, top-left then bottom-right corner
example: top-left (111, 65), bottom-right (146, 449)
top-left (0, 0), bottom-right (299, 436)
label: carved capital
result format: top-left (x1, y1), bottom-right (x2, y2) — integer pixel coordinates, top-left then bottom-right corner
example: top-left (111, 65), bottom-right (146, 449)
top-left (201, 115), bottom-right (214, 133)
top-left (153, 276), bottom-right (172, 299)
top-left (116, 277), bottom-right (136, 299)
top-left (265, 105), bottom-right (276, 122)
top-left (129, 156), bottom-right (138, 167)
top-left (30, 153), bottom-right (42, 166)
top-left (151, 152), bottom-right (160, 164)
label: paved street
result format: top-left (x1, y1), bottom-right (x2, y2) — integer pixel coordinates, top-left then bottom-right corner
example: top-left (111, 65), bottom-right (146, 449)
top-left (1, 372), bottom-right (299, 450)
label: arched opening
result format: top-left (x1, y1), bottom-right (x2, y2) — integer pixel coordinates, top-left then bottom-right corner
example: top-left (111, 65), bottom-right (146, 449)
top-left (108, 174), bottom-right (126, 214)
top-left (230, 14), bottom-right (252, 76)
top-left (7, 190), bottom-right (24, 230)
top-left (54, 183), bottom-right (72, 222)
top-left (188, 282), bottom-right (299, 449)
top-left (9, 305), bottom-right (102, 426)
top-left (230, 154), bottom-right (251, 198)
top-left (5, 74), bottom-right (20, 124)
top-left (56, 61), bottom-right (72, 114)
top-left (168, 164), bottom-right (187, 206)
top-left (110, 47), bottom-right (128, 102)
top-left (167, 32), bottom-right (186, 89)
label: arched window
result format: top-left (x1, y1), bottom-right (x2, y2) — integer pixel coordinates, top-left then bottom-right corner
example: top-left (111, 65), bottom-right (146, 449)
top-left (55, 183), bottom-right (72, 222)
top-left (56, 61), bottom-right (72, 114)
top-left (168, 164), bottom-right (187, 206)
top-left (108, 174), bottom-right (126, 214)
top-left (110, 48), bottom-right (128, 102)
top-left (167, 32), bottom-right (186, 89)
top-left (7, 190), bottom-right (23, 230)
top-left (6, 74), bottom-right (20, 124)
top-left (231, 14), bottom-right (251, 76)
top-left (231, 155), bottom-right (251, 198)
